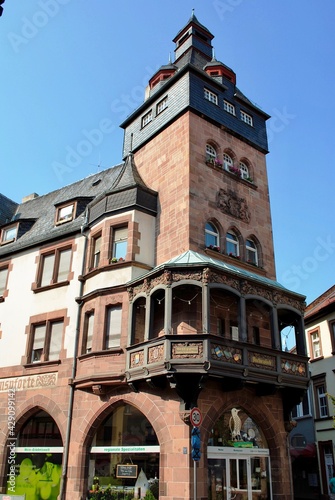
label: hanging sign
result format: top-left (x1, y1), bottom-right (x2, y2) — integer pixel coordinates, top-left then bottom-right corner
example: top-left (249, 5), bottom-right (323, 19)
top-left (116, 464), bottom-right (138, 478)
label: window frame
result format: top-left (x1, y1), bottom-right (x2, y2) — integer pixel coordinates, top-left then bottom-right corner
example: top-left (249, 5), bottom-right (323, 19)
top-left (291, 391), bottom-right (311, 419)
top-left (309, 328), bottom-right (322, 359)
top-left (240, 110), bottom-right (253, 126)
top-left (29, 318), bottom-right (64, 364)
top-left (83, 311), bottom-right (95, 354)
top-left (223, 99), bottom-right (236, 115)
top-left (1, 224), bottom-right (18, 244)
top-left (328, 320), bottom-right (335, 354)
top-left (0, 263), bottom-right (9, 298)
top-left (55, 202), bottom-right (76, 225)
top-left (156, 96), bottom-right (168, 115)
top-left (90, 233), bottom-right (102, 269)
top-left (312, 376), bottom-right (329, 419)
top-left (205, 222), bottom-right (220, 250)
top-left (141, 109), bottom-right (153, 128)
top-left (36, 245), bottom-right (72, 289)
top-left (246, 238), bottom-right (258, 266)
top-left (226, 231), bottom-right (239, 257)
top-left (105, 304), bottom-right (122, 350)
top-left (239, 161), bottom-right (250, 180)
top-left (204, 88), bottom-right (218, 105)
top-left (111, 226), bottom-right (128, 262)
top-left (223, 153), bottom-right (233, 172)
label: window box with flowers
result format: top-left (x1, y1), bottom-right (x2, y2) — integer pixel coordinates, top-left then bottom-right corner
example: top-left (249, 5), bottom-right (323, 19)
top-left (207, 245), bottom-right (220, 252)
top-left (205, 156), bottom-right (223, 168)
top-left (228, 166), bottom-right (241, 177)
top-left (228, 253), bottom-right (240, 259)
top-left (110, 257), bottom-right (125, 264)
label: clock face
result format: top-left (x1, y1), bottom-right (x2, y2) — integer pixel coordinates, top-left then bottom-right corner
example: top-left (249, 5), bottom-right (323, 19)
top-left (190, 407), bottom-right (202, 427)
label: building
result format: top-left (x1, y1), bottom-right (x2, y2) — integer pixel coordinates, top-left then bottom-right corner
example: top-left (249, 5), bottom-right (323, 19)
top-left (0, 12), bottom-right (309, 500)
top-left (304, 285), bottom-right (335, 498)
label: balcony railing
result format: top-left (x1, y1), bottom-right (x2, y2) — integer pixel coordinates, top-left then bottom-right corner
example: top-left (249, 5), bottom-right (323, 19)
top-left (125, 334), bottom-right (309, 390)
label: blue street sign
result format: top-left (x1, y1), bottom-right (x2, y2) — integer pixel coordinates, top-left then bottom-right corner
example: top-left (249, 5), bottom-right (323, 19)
top-left (191, 426), bottom-right (201, 461)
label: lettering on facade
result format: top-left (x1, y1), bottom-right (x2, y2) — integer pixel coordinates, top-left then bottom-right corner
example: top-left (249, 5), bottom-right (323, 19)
top-left (0, 373), bottom-right (58, 393)
top-left (250, 354), bottom-right (275, 369)
top-left (174, 345), bottom-right (199, 355)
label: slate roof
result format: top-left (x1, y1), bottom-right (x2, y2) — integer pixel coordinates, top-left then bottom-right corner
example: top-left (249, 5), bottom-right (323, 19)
top-left (305, 284), bottom-right (335, 320)
top-left (0, 154), bottom-right (157, 258)
top-left (0, 193), bottom-right (18, 225)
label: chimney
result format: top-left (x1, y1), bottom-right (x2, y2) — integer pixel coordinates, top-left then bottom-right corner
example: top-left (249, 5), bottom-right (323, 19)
top-left (22, 193), bottom-right (39, 203)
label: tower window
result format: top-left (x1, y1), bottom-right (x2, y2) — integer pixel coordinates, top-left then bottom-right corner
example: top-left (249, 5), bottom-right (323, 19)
top-left (240, 110), bottom-right (253, 126)
top-left (246, 239), bottom-right (258, 266)
top-left (223, 100), bottom-right (235, 115)
top-left (156, 96), bottom-right (168, 114)
top-left (204, 88), bottom-right (218, 105)
top-left (205, 222), bottom-right (219, 250)
top-left (141, 110), bottom-right (152, 128)
top-left (223, 153), bottom-right (233, 172)
top-left (239, 161), bottom-right (249, 180)
top-left (226, 231), bottom-right (239, 257)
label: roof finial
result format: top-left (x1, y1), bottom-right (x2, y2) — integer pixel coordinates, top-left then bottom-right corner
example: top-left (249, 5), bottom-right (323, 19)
top-left (168, 52), bottom-right (172, 64)
top-left (212, 47), bottom-right (216, 61)
top-left (192, 8), bottom-right (195, 17)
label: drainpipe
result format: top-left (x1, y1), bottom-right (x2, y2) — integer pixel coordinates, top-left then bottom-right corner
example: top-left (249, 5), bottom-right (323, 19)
top-left (59, 213), bottom-right (89, 500)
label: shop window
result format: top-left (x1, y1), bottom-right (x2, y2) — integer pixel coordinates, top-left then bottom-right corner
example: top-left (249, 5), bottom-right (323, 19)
top-left (205, 221), bottom-right (220, 250)
top-left (226, 231), bottom-right (239, 257)
top-left (55, 203), bottom-right (75, 224)
top-left (1, 224), bottom-right (17, 244)
top-left (105, 305), bottom-right (122, 349)
top-left (89, 404), bottom-right (159, 498)
top-left (38, 246), bottom-right (72, 288)
top-left (30, 319), bottom-right (63, 363)
top-left (83, 311), bottom-right (94, 354)
top-left (111, 227), bottom-right (127, 261)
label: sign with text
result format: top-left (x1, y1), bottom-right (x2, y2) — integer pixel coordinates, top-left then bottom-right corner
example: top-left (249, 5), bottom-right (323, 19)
top-left (116, 464), bottom-right (138, 478)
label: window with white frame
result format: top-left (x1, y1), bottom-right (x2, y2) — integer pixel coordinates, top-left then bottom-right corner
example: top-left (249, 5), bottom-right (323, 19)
top-left (246, 239), bottom-right (258, 266)
top-left (111, 227), bottom-right (128, 261)
top-left (310, 329), bottom-right (322, 359)
top-left (240, 110), bottom-right (253, 126)
top-left (38, 247), bottom-right (72, 287)
top-left (223, 153), bottom-right (233, 171)
top-left (30, 320), bottom-right (63, 363)
top-left (84, 311), bottom-right (94, 354)
top-left (205, 222), bottom-right (219, 249)
top-left (206, 144), bottom-right (217, 161)
top-left (223, 100), bottom-right (235, 115)
top-left (1, 225), bottom-right (17, 243)
top-left (226, 231), bottom-right (239, 257)
top-left (156, 96), bottom-right (168, 114)
top-left (105, 305), bottom-right (122, 349)
top-left (316, 382), bottom-right (328, 418)
top-left (204, 88), bottom-right (218, 105)
top-left (142, 110), bottom-right (152, 127)
top-left (239, 161), bottom-right (250, 180)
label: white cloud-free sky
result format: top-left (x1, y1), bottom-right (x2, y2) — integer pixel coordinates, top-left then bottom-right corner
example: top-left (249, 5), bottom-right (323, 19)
top-left (1, 0), bottom-right (334, 312)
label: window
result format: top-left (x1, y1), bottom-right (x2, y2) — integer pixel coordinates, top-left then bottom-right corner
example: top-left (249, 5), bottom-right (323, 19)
top-left (291, 391), bottom-right (311, 418)
top-left (246, 239), bottom-right (258, 266)
top-left (240, 110), bottom-right (253, 126)
top-left (204, 88), bottom-right (218, 105)
top-left (30, 320), bottom-right (63, 363)
top-left (223, 100), bottom-right (235, 115)
top-left (156, 96), bottom-right (168, 114)
top-left (206, 144), bottom-right (217, 161)
top-left (230, 321), bottom-right (239, 341)
top-left (142, 110), bottom-right (152, 127)
top-left (84, 312), bottom-right (94, 354)
top-left (328, 320), bottom-right (335, 353)
top-left (226, 231), bottom-right (239, 257)
top-left (205, 222), bottom-right (219, 249)
top-left (91, 234), bottom-right (102, 268)
top-left (223, 153), bottom-right (233, 171)
top-left (315, 383), bottom-right (328, 418)
top-left (1, 225), bottom-right (17, 243)
top-left (240, 161), bottom-right (249, 180)
top-left (0, 266), bottom-right (8, 296)
top-left (112, 227), bottom-right (128, 261)
top-left (56, 203), bottom-right (75, 224)
top-left (309, 329), bottom-right (322, 359)
top-left (39, 247), bottom-right (72, 287)
top-left (105, 305), bottom-right (122, 349)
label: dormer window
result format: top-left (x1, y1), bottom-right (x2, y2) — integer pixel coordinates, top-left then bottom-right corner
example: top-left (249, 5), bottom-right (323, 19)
top-left (204, 88), bottom-right (218, 105)
top-left (223, 100), bottom-right (236, 116)
top-left (1, 225), bottom-right (17, 244)
top-left (142, 110), bottom-right (152, 128)
top-left (240, 110), bottom-right (253, 126)
top-left (56, 203), bottom-right (75, 224)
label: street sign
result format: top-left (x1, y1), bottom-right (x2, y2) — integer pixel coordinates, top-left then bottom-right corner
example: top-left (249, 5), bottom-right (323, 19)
top-left (190, 407), bottom-right (202, 427)
top-left (191, 426), bottom-right (201, 461)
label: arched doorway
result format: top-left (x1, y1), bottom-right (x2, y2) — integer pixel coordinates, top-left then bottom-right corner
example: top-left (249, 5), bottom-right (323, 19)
top-left (207, 408), bottom-right (272, 500)
top-left (88, 403), bottom-right (160, 499)
top-left (5, 410), bottom-right (63, 499)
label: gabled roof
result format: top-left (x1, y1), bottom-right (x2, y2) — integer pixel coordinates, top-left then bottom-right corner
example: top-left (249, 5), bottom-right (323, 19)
top-left (173, 10), bottom-right (214, 43)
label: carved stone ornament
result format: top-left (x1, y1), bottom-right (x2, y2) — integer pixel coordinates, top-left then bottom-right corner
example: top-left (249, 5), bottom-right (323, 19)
top-left (217, 188), bottom-right (251, 223)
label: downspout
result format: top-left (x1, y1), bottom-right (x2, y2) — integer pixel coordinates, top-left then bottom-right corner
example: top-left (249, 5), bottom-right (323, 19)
top-left (59, 211), bottom-right (89, 500)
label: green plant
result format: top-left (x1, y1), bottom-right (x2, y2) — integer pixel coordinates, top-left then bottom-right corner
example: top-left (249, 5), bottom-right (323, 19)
top-left (144, 490), bottom-right (156, 500)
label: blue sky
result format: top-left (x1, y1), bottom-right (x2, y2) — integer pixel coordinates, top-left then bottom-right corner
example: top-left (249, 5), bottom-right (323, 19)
top-left (1, 0), bottom-right (335, 311)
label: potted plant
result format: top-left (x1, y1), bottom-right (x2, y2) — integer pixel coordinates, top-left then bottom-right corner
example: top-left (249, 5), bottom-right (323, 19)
top-left (228, 165), bottom-right (241, 176)
top-left (208, 245), bottom-right (220, 252)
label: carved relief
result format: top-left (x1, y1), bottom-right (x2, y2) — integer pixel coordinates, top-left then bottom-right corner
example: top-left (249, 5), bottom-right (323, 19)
top-left (217, 189), bottom-right (251, 223)
top-left (130, 350), bottom-right (144, 368)
top-left (148, 344), bottom-right (164, 363)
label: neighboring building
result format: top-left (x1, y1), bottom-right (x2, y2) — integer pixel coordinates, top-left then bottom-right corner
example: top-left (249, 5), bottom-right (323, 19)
top-left (0, 12), bottom-right (309, 500)
top-left (304, 285), bottom-right (335, 498)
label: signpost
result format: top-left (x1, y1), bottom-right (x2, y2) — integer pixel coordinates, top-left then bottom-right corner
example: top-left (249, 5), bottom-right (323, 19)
top-left (190, 407), bottom-right (202, 500)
